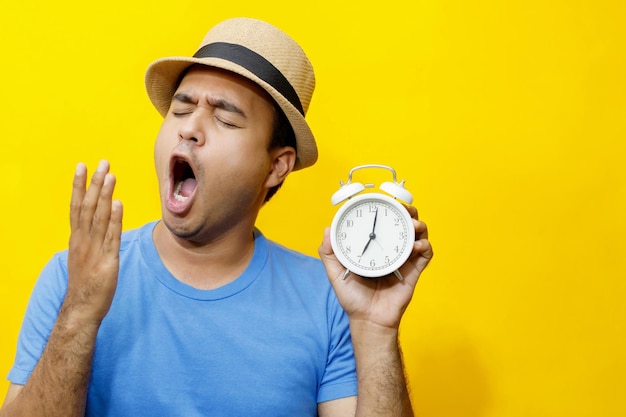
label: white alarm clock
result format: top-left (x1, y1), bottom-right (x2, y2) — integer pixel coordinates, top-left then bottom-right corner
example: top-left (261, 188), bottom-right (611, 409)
top-left (330, 165), bottom-right (415, 280)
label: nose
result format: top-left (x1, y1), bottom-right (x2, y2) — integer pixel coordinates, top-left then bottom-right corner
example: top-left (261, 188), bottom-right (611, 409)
top-left (178, 112), bottom-right (206, 146)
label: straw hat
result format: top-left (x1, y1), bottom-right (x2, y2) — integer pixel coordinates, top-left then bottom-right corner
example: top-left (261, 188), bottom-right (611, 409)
top-left (145, 17), bottom-right (317, 170)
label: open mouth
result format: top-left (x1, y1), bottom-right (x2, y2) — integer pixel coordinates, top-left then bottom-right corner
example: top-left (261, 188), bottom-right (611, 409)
top-left (171, 158), bottom-right (197, 202)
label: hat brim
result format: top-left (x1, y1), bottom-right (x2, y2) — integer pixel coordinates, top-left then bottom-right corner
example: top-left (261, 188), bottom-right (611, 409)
top-left (145, 57), bottom-right (318, 171)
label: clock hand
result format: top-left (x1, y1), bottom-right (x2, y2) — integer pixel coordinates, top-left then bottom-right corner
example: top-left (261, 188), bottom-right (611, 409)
top-left (360, 237), bottom-right (372, 257)
top-left (371, 207), bottom-right (378, 233)
top-left (360, 208), bottom-right (379, 257)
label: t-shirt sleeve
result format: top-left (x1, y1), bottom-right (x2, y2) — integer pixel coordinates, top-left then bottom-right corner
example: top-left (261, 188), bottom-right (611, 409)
top-left (7, 253), bottom-right (68, 385)
top-left (317, 289), bottom-right (358, 403)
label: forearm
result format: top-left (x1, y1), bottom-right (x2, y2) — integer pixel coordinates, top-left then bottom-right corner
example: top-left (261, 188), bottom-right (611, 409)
top-left (1, 305), bottom-right (99, 417)
top-left (351, 320), bottom-right (414, 417)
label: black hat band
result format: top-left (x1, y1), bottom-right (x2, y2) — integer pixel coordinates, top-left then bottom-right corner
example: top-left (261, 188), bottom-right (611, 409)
top-left (194, 42), bottom-right (304, 116)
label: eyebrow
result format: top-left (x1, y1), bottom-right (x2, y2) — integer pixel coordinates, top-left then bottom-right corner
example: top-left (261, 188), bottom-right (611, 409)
top-left (173, 93), bottom-right (246, 117)
top-left (173, 93), bottom-right (195, 105)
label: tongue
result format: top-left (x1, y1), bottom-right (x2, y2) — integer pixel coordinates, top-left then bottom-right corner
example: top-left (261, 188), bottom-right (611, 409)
top-left (179, 178), bottom-right (197, 197)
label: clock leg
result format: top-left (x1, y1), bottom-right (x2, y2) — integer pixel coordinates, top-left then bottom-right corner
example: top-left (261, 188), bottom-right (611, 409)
top-left (342, 269), bottom-right (351, 280)
top-left (393, 270), bottom-right (404, 281)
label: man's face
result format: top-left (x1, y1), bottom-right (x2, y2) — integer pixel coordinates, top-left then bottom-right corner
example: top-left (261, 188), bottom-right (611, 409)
top-left (154, 66), bottom-right (277, 244)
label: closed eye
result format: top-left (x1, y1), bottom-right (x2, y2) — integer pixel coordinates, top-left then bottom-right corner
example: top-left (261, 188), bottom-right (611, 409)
top-left (172, 110), bottom-right (192, 117)
top-left (171, 93), bottom-right (196, 117)
top-left (215, 116), bottom-right (239, 128)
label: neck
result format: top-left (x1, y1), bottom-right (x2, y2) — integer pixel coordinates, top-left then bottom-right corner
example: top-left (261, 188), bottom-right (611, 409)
top-left (152, 221), bottom-right (256, 290)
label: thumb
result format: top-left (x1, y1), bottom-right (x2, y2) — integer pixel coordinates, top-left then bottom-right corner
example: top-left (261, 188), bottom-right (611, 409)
top-left (318, 227), bottom-right (334, 258)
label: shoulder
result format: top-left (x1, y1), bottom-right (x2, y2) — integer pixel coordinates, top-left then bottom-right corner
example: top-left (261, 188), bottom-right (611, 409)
top-left (257, 233), bottom-right (342, 312)
top-left (266, 238), bottom-right (322, 266)
top-left (261, 234), bottom-right (326, 279)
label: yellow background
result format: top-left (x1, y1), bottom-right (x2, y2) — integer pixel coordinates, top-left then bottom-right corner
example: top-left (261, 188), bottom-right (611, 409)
top-left (1, 0), bottom-right (624, 415)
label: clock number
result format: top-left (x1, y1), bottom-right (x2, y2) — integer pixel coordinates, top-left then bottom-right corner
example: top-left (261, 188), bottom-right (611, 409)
top-left (356, 209), bottom-right (363, 218)
top-left (339, 232), bottom-right (347, 240)
top-left (370, 259), bottom-right (376, 267)
top-left (345, 246), bottom-right (351, 254)
top-left (384, 256), bottom-right (390, 265)
top-left (346, 220), bottom-right (354, 227)
top-left (394, 245), bottom-right (399, 253)
top-left (368, 205), bottom-right (377, 213)
top-left (394, 217), bottom-right (400, 226)
top-left (399, 231), bottom-right (407, 239)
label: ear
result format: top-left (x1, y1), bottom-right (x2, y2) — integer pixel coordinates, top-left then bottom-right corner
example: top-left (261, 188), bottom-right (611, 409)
top-left (264, 146), bottom-right (296, 189)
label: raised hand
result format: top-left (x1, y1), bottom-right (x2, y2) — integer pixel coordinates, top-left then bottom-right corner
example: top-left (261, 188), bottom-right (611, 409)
top-left (65, 160), bottom-right (123, 326)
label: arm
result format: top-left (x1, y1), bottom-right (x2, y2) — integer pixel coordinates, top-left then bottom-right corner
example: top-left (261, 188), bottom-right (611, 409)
top-left (1, 161), bottom-right (122, 417)
top-left (318, 206), bottom-right (433, 417)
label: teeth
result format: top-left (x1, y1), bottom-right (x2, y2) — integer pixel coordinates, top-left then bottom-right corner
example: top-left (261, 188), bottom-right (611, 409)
top-left (173, 181), bottom-right (189, 202)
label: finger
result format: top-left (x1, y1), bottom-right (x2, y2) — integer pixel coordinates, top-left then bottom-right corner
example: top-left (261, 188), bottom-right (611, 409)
top-left (414, 219), bottom-right (428, 240)
top-left (70, 163), bottom-right (87, 232)
top-left (415, 239), bottom-right (434, 266)
top-left (400, 238), bottom-right (434, 285)
top-left (405, 205), bottom-right (418, 219)
top-left (318, 228), bottom-right (349, 282)
top-left (90, 173), bottom-right (117, 240)
top-left (79, 160), bottom-right (110, 232)
top-left (318, 227), bottom-right (334, 257)
top-left (102, 199), bottom-right (123, 257)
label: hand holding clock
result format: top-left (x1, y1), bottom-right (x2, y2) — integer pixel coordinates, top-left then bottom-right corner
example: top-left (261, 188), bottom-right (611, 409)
top-left (319, 204), bottom-right (433, 330)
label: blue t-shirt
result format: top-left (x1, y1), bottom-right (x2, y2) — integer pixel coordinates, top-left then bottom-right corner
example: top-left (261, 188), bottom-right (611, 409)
top-left (8, 222), bottom-right (357, 416)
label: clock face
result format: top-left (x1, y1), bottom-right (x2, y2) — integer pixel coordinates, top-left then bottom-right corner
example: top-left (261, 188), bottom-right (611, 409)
top-left (330, 193), bottom-right (415, 278)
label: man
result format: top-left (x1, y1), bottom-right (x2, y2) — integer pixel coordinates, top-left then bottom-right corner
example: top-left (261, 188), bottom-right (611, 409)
top-left (1, 17), bottom-right (433, 416)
